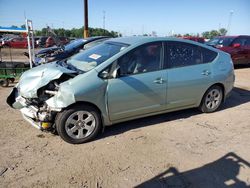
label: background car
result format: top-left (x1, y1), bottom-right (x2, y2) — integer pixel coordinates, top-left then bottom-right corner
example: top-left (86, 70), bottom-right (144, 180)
top-left (4, 37), bottom-right (37, 48)
top-left (45, 36), bottom-right (69, 47)
top-left (1, 36), bottom-right (17, 47)
top-left (206, 35), bottom-right (250, 65)
top-left (36, 36), bottom-right (48, 47)
top-left (182, 36), bottom-right (205, 43)
top-left (7, 37), bottom-right (234, 144)
top-left (33, 36), bottom-right (110, 64)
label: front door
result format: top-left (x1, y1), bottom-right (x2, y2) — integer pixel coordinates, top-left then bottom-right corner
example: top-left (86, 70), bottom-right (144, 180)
top-left (107, 42), bottom-right (167, 121)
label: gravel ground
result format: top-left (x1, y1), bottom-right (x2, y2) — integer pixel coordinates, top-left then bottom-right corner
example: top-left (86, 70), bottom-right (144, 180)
top-left (0, 66), bottom-right (250, 188)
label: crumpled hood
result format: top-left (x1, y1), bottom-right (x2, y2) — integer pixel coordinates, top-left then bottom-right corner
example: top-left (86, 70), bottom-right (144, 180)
top-left (18, 62), bottom-right (77, 98)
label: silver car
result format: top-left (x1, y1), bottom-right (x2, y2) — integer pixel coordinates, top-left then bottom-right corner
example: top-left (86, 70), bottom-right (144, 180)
top-left (7, 37), bottom-right (235, 144)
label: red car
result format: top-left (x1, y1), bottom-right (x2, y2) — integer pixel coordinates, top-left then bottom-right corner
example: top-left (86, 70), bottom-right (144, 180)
top-left (45, 36), bottom-right (69, 47)
top-left (206, 35), bottom-right (250, 65)
top-left (4, 37), bottom-right (36, 48)
top-left (182, 36), bottom-right (205, 43)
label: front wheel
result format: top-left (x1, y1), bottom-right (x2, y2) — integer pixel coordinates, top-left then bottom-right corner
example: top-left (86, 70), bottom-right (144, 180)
top-left (56, 104), bottom-right (102, 144)
top-left (199, 85), bottom-right (223, 113)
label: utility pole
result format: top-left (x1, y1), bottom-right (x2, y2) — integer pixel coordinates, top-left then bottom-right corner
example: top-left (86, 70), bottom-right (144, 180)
top-left (84, 0), bottom-right (89, 38)
top-left (103, 11), bottom-right (106, 31)
top-left (103, 10), bottom-right (106, 35)
top-left (227, 10), bottom-right (234, 35)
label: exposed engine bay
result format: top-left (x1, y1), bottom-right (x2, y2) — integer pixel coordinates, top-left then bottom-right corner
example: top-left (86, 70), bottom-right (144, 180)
top-left (7, 61), bottom-right (78, 131)
top-left (27, 74), bottom-right (73, 124)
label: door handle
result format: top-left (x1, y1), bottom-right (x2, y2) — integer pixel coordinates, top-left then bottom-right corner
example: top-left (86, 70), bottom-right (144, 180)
top-left (201, 70), bottom-right (211, 76)
top-left (154, 77), bottom-right (165, 84)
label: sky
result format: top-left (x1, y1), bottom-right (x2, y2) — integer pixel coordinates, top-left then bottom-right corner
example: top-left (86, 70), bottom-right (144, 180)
top-left (0, 0), bottom-right (249, 36)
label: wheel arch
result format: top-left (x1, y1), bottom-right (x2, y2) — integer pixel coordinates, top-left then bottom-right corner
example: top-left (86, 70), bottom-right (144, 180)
top-left (64, 101), bottom-right (105, 129)
top-left (200, 83), bottom-right (225, 105)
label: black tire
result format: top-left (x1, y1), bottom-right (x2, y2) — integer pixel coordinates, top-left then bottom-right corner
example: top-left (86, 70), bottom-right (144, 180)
top-left (0, 79), bottom-right (9, 87)
top-left (199, 85), bottom-right (223, 113)
top-left (56, 104), bottom-right (102, 144)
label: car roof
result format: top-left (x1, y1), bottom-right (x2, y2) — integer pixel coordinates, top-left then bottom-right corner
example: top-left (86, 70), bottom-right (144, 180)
top-left (215, 35), bottom-right (250, 38)
top-left (86, 36), bottom-right (110, 40)
top-left (182, 36), bottom-right (204, 39)
top-left (104, 36), bottom-right (222, 55)
top-left (106, 36), bottom-right (206, 46)
top-left (106, 36), bottom-right (157, 45)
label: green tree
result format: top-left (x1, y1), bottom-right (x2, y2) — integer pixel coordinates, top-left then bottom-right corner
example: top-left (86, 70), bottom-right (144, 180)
top-left (20, 24), bottom-right (26, 29)
top-left (183, 33), bottom-right (191, 37)
top-left (209, 30), bottom-right (220, 38)
top-left (34, 26), bottom-right (121, 38)
top-left (219, 28), bottom-right (227, 36)
top-left (202, 31), bottom-right (210, 39)
top-left (202, 30), bottom-right (219, 39)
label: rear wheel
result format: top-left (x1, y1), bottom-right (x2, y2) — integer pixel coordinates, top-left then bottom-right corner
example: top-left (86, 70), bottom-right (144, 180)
top-left (56, 104), bottom-right (102, 144)
top-left (199, 85), bottom-right (223, 113)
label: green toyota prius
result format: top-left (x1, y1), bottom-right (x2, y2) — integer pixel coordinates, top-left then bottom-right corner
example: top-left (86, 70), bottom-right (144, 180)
top-left (7, 37), bottom-right (235, 144)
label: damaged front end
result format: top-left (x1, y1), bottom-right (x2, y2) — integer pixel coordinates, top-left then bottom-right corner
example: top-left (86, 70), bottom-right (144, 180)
top-left (6, 62), bottom-right (78, 131)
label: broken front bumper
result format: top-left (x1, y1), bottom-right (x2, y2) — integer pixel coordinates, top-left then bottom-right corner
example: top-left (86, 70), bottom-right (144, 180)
top-left (7, 87), bottom-right (49, 130)
top-left (21, 108), bottom-right (42, 130)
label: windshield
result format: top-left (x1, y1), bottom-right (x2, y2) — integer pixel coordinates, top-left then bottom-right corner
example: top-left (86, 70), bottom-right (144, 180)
top-left (64, 39), bottom-right (86, 51)
top-left (67, 42), bottom-right (128, 72)
top-left (206, 37), bottom-right (235, 47)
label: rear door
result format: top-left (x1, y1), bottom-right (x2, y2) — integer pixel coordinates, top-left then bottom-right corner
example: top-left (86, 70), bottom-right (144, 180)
top-left (165, 41), bottom-right (216, 109)
top-left (107, 42), bottom-right (167, 121)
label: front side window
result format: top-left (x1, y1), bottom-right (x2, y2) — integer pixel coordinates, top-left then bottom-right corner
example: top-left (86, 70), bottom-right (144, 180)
top-left (117, 42), bottom-right (162, 76)
top-left (166, 42), bottom-right (202, 68)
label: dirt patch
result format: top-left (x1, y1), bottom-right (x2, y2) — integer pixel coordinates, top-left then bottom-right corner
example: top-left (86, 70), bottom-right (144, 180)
top-left (0, 68), bottom-right (250, 187)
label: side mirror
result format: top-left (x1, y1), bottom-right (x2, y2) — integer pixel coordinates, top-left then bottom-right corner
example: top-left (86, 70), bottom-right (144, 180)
top-left (99, 70), bottom-right (109, 79)
top-left (111, 67), bottom-right (120, 78)
top-left (232, 43), bottom-right (241, 48)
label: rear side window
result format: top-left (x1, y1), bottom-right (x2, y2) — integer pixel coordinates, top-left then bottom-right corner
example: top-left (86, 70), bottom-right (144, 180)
top-left (165, 41), bottom-right (202, 68)
top-left (201, 47), bottom-right (218, 63)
